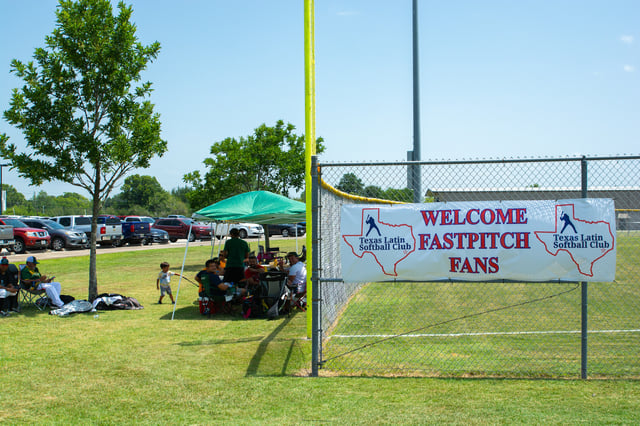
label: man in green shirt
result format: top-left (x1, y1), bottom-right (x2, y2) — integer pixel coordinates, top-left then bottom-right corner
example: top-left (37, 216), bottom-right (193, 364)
top-left (222, 228), bottom-right (250, 286)
top-left (20, 256), bottom-right (65, 308)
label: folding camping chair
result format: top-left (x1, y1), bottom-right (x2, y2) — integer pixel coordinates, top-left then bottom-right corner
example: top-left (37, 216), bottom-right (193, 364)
top-left (199, 294), bottom-right (230, 316)
top-left (259, 271), bottom-right (287, 307)
top-left (198, 280), bottom-right (231, 316)
top-left (18, 264), bottom-right (50, 310)
top-left (259, 271), bottom-right (289, 318)
top-left (286, 284), bottom-right (307, 313)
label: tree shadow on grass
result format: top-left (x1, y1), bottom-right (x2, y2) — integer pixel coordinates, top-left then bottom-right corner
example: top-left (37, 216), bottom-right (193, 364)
top-left (176, 336), bottom-right (266, 346)
top-left (245, 314), bottom-right (303, 377)
top-left (13, 306), bottom-right (49, 318)
top-left (170, 307), bottom-right (303, 376)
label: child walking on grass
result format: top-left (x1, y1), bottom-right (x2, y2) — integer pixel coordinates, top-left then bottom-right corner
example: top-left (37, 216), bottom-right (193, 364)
top-left (157, 262), bottom-right (180, 304)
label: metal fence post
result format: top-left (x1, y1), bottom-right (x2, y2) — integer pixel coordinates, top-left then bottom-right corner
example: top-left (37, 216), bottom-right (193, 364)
top-left (581, 156), bottom-right (588, 379)
top-left (311, 155), bottom-right (320, 377)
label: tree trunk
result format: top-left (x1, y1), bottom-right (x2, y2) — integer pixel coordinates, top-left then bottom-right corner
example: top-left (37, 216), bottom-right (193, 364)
top-left (264, 226), bottom-right (271, 251)
top-left (88, 168), bottom-right (101, 301)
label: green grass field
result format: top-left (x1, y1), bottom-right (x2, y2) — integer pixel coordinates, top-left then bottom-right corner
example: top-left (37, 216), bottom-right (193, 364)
top-left (320, 232), bottom-right (640, 378)
top-left (2, 238), bottom-right (640, 423)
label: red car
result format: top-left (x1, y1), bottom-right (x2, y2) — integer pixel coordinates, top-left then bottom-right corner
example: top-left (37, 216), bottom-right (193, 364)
top-left (0, 217), bottom-right (51, 254)
top-left (153, 218), bottom-right (213, 242)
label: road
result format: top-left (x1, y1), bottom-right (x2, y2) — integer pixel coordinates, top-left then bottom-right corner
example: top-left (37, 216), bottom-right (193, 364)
top-left (1, 239), bottom-right (221, 263)
top-left (1, 235), bottom-right (293, 263)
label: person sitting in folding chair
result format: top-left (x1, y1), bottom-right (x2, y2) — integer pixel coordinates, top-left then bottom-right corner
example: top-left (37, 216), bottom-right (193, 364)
top-left (20, 256), bottom-right (65, 308)
top-left (195, 258), bottom-right (246, 315)
top-left (209, 257), bottom-right (225, 277)
top-left (241, 255), bottom-right (264, 291)
top-left (0, 257), bottom-right (19, 316)
top-left (284, 251), bottom-right (307, 310)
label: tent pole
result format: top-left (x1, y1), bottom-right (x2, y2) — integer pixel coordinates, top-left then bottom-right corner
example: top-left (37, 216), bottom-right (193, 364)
top-left (209, 222), bottom-right (215, 258)
top-left (171, 222), bottom-right (193, 320)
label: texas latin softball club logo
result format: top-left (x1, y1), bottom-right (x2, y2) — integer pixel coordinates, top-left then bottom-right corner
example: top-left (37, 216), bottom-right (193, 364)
top-left (534, 203), bottom-right (615, 277)
top-left (342, 208), bottom-right (416, 277)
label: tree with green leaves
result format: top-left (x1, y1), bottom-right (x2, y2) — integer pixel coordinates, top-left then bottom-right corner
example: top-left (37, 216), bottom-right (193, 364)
top-left (184, 120), bottom-right (324, 210)
top-left (363, 185), bottom-right (385, 199)
top-left (334, 173), bottom-right (416, 202)
top-left (336, 173), bottom-right (365, 195)
top-left (119, 174), bottom-right (165, 209)
top-left (0, 0), bottom-right (166, 300)
top-left (54, 192), bottom-right (93, 215)
top-left (1, 184), bottom-right (27, 211)
top-left (105, 174), bottom-right (189, 216)
top-left (170, 186), bottom-right (191, 206)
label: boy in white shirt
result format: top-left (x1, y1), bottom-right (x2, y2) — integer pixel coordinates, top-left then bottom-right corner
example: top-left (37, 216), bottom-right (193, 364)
top-left (156, 262), bottom-right (180, 304)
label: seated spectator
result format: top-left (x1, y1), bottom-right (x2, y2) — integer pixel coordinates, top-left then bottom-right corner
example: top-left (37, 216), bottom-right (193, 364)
top-left (210, 257), bottom-right (225, 276)
top-left (241, 255), bottom-right (264, 290)
top-left (0, 257), bottom-right (19, 315)
top-left (217, 253), bottom-right (227, 270)
top-left (195, 258), bottom-right (245, 302)
top-left (285, 251), bottom-right (307, 295)
top-left (20, 256), bottom-right (65, 308)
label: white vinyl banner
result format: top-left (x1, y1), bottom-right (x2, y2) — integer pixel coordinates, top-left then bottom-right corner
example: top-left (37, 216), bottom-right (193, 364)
top-left (341, 199), bottom-right (616, 283)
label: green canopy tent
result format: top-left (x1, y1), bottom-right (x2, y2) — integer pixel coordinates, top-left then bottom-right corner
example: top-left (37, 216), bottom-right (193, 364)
top-left (194, 190), bottom-right (306, 254)
top-left (192, 190), bottom-right (306, 224)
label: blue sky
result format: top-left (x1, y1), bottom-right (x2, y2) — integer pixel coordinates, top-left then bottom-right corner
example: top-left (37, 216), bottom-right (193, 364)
top-left (1, 0), bottom-right (638, 199)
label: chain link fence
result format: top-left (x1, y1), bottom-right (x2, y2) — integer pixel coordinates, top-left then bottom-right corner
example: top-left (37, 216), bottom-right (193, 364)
top-left (312, 155), bottom-right (640, 378)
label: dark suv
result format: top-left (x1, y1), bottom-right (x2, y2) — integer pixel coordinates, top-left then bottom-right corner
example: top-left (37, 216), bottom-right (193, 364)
top-left (153, 218), bottom-right (213, 242)
top-left (266, 223), bottom-right (306, 238)
top-left (21, 218), bottom-right (88, 251)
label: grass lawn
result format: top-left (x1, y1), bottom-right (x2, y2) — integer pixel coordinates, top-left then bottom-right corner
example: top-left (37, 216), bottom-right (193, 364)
top-left (2, 239), bottom-right (640, 424)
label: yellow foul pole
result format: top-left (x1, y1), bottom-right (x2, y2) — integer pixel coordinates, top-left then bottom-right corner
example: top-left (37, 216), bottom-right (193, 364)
top-left (304, 0), bottom-right (315, 338)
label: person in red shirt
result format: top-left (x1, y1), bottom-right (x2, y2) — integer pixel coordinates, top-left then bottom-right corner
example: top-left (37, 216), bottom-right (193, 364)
top-left (242, 255), bottom-right (264, 291)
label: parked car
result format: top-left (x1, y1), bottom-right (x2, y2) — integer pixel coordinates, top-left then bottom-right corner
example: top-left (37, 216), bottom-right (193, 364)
top-left (0, 217), bottom-right (50, 254)
top-left (122, 215), bottom-right (156, 224)
top-left (96, 216), bottom-right (124, 246)
top-left (50, 215), bottom-right (92, 236)
top-left (266, 223), bottom-right (305, 238)
top-left (0, 222), bottom-right (15, 252)
top-left (21, 218), bottom-right (88, 251)
top-left (149, 227), bottom-right (170, 244)
top-left (51, 215), bottom-right (123, 246)
top-left (113, 216), bottom-right (151, 246)
top-left (122, 216), bottom-right (168, 244)
top-left (153, 218), bottom-right (214, 242)
top-left (211, 222), bottom-right (265, 239)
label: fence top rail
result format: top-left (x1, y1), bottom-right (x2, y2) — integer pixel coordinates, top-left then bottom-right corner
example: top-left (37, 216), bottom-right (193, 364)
top-left (427, 186), bottom-right (640, 192)
top-left (318, 278), bottom-right (583, 284)
top-left (318, 154), bottom-right (640, 168)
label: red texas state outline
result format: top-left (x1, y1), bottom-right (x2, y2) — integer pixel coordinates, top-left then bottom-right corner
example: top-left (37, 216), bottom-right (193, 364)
top-left (342, 207), bottom-right (416, 276)
top-left (533, 203), bottom-right (615, 277)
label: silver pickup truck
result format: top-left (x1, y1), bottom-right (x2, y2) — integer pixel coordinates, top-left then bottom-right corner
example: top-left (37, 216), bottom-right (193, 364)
top-left (0, 224), bottom-right (15, 252)
top-left (50, 215), bottom-right (122, 246)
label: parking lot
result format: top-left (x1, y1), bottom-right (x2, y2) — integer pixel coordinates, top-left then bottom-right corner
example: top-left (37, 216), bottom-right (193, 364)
top-left (1, 235), bottom-right (291, 263)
